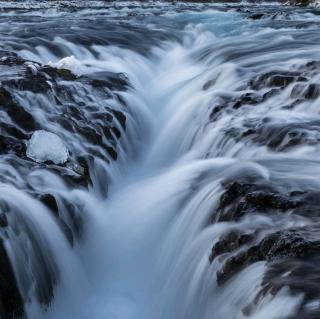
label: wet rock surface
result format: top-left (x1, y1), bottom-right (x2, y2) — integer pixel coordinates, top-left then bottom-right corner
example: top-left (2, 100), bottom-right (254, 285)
top-left (211, 226), bottom-right (320, 283)
top-left (0, 239), bottom-right (24, 319)
top-left (212, 181), bottom-right (301, 223)
top-left (205, 60), bottom-right (320, 154)
top-left (205, 58), bottom-right (320, 315)
top-left (194, 11), bottom-right (320, 311)
top-left (0, 45), bottom-right (128, 317)
top-left (0, 52), bottom-right (127, 188)
top-left (210, 178), bottom-right (320, 317)
top-left (0, 2), bottom-right (320, 319)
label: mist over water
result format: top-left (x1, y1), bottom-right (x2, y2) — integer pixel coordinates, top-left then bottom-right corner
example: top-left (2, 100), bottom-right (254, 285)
top-left (0, 2), bottom-right (320, 319)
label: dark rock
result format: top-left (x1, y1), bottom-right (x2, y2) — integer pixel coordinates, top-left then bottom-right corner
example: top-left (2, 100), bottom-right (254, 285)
top-left (0, 214), bottom-right (8, 228)
top-left (212, 226), bottom-right (320, 285)
top-left (0, 87), bottom-right (37, 131)
top-left (242, 225), bottom-right (320, 318)
top-left (0, 136), bottom-right (26, 157)
top-left (212, 181), bottom-right (300, 223)
top-left (110, 108), bottom-right (126, 129)
top-left (303, 83), bottom-right (320, 100)
top-left (77, 125), bottom-right (103, 146)
top-left (40, 194), bottom-right (59, 216)
top-left (40, 66), bottom-right (77, 81)
top-left (210, 176), bottom-right (320, 303)
top-left (249, 13), bottom-right (265, 20)
top-left (263, 257), bottom-right (320, 319)
top-left (76, 155), bottom-right (92, 186)
top-left (305, 60), bottom-right (320, 71)
top-left (286, 0), bottom-right (314, 6)
top-left (209, 230), bottom-right (254, 262)
top-left (106, 146), bottom-right (118, 160)
top-left (111, 126), bottom-right (121, 139)
top-left (254, 121), bottom-right (320, 151)
top-left (0, 53), bottom-right (25, 66)
top-left (39, 192), bottom-right (82, 246)
top-left (0, 137), bottom-right (7, 154)
top-left (1, 123), bottom-right (28, 140)
top-left (3, 76), bottom-right (51, 94)
top-left (0, 239), bottom-right (24, 318)
top-left (227, 118), bottom-right (320, 152)
top-left (209, 105), bottom-right (225, 121)
top-left (291, 192), bottom-right (320, 218)
top-left (250, 71), bottom-right (307, 90)
top-left (6, 102), bottom-right (37, 131)
top-left (84, 71), bottom-right (129, 91)
top-left (232, 92), bottom-right (260, 109)
top-left (61, 200), bottom-right (83, 238)
top-left (0, 87), bottom-right (14, 106)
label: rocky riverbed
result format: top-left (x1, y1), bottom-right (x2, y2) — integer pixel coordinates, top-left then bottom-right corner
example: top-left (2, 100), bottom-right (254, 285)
top-left (0, 2), bottom-right (320, 319)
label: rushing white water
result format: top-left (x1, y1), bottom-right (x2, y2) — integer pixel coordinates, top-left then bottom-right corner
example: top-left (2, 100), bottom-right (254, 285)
top-left (1, 3), bottom-right (320, 319)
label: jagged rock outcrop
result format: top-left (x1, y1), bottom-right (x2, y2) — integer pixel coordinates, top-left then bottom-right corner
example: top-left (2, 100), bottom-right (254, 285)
top-left (0, 49), bottom-right (129, 317)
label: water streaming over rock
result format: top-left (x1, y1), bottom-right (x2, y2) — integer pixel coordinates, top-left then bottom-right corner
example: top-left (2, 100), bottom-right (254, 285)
top-left (0, 2), bottom-right (320, 319)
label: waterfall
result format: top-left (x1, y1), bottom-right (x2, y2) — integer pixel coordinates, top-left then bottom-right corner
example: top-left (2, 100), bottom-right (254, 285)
top-left (0, 2), bottom-right (320, 319)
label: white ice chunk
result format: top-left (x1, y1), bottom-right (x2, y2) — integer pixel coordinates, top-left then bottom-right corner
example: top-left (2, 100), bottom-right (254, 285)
top-left (48, 56), bottom-right (82, 76)
top-left (26, 130), bottom-right (69, 165)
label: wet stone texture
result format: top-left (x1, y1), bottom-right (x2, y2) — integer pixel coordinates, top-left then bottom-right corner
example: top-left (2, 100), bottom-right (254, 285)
top-left (206, 60), bottom-right (320, 154)
top-left (0, 1), bottom-right (320, 319)
top-left (205, 55), bottom-right (320, 318)
top-left (0, 48), bottom-right (129, 317)
top-left (210, 178), bottom-right (320, 317)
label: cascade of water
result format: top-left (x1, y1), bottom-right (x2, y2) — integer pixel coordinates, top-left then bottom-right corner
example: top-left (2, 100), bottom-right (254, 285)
top-left (0, 3), bottom-right (319, 319)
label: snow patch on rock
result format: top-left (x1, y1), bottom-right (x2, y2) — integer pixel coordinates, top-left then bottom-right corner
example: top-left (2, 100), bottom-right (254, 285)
top-left (26, 130), bottom-right (69, 165)
top-left (48, 56), bottom-right (83, 76)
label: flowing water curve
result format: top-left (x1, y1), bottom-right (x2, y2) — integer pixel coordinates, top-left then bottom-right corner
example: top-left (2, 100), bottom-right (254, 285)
top-left (1, 3), bottom-right (320, 319)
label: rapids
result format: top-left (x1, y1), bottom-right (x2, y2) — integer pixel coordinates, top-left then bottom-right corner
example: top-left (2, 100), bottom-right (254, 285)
top-left (0, 2), bottom-right (320, 319)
